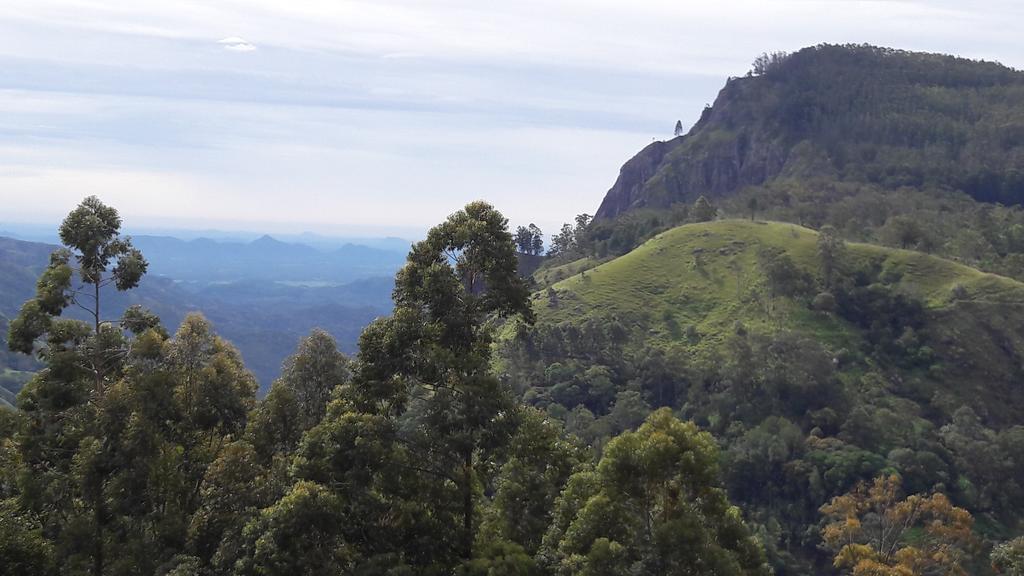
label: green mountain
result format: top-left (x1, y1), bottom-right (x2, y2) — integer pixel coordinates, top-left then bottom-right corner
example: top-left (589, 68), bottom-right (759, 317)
top-left (501, 220), bottom-right (1024, 572)
top-left (596, 44), bottom-right (1024, 220)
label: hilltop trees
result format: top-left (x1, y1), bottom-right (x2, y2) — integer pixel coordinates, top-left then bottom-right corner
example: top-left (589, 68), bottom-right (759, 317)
top-left (694, 195), bottom-right (717, 222)
top-left (817, 224), bottom-right (845, 290)
top-left (750, 51), bottom-right (789, 76)
top-left (549, 214), bottom-right (591, 258)
top-left (515, 223), bottom-right (545, 255)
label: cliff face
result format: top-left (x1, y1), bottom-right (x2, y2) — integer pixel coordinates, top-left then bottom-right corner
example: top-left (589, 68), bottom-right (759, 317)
top-left (594, 73), bottom-right (814, 219)
top-left (594, 44), bottom-right (1024, 220)
top-left (594, 139), bottom-right (681, 219)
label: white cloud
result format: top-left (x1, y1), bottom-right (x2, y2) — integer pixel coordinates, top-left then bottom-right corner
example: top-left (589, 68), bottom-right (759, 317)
top-left (0, 1), bottom-right (1022, 233)
top-left (218, 36), bottom-right (256, 52)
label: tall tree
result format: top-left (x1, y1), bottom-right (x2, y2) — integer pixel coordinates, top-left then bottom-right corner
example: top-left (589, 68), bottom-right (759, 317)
top-left (549, 223), bottom-right (577, 257)
top-left (747, 196), bottom-right (759, 221)
top-left (514, 226), bottom-right (533, 254)
top-left (8, 195), bottom-right (147, 398)
top-left (6, 197), bottom-right (154, 576)
top-left (817, 224), bottom-right (845, 290)
top-left (352, 201), bottom-right (533, 562)
top-left (528, 223), bottom-right (544, 256)
top-left (674, 119), bottom-right (684, 137)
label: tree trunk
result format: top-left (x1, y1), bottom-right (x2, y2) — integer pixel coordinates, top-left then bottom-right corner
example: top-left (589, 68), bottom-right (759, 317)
top-left (93, 280), bottom-right (102, 398)
top-left (462, 448), bottom-right (473, 560)
top-left (93, 492), bottom-right (104, 576)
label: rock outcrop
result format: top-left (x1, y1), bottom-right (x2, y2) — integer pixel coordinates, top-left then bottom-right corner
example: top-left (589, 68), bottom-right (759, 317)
top-left (594, 44), bottom-right (1024, 220)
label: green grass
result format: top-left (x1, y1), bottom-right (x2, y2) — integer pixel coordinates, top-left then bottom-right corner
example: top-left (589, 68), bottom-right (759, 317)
top-left (539, 221), bottom-right (829, 345)
top-left (525, 220), bottom-right (1024, 381)
top-left (532, 256), bottom-right (605, 288)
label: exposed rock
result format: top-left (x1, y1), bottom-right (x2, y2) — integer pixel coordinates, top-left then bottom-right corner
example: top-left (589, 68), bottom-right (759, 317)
top-left (594, 44), bottom-right (1024, 220)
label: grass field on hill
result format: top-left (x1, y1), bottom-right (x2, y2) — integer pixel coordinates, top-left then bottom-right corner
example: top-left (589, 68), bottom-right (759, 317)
top-left (537, 219), bottom-right (1024, 337)
top-left (517, 219), bottom-right (1024, 424)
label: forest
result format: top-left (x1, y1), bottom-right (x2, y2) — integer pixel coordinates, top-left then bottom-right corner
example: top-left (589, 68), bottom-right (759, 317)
top-left (4, 43), bottom-right (1024, 576)
top-left (3, 195), bottom-right (1021, 576)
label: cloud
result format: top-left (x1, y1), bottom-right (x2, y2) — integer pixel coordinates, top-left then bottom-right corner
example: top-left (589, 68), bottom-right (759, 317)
top-left (1, 1), bottom-right (1023, 233)
top-left (218, 36), bottom-right (256, 52)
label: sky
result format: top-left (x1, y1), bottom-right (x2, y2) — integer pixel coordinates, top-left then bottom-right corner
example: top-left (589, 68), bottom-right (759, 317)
top-left (0, 1), bottom-right (1021, 238)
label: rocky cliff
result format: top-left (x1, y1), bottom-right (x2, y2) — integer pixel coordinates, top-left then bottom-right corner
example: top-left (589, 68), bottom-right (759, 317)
top-left (595, 44), bottom-right (1024, 220)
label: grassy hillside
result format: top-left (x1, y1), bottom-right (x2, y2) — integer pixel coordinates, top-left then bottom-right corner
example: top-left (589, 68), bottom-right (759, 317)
top-left (537, 220), bottom-right (1024, 387)
top-left (502, 219), bottom-right (1024, 573)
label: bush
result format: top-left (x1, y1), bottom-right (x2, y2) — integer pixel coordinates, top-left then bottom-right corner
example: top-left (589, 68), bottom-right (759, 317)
top-left (812, 292), bottom-right (837, 312)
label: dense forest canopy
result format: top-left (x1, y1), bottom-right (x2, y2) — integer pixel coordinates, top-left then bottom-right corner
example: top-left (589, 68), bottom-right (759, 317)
top-left (0, 198), bottom-right (773, 575)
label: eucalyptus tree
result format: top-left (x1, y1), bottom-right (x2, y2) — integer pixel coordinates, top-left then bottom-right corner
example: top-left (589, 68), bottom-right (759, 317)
top-left (350, 201), bottom-right (533, 561)
top-left (6, 196), bottom-right (154, 576)
top-left (275, 328), bottom-right (350, 430)
top-left (8, 195), bottom-right (148, 398)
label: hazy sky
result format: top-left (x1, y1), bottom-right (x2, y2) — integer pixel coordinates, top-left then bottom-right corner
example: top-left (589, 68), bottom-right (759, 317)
top-left (0, 1), bottom-right (1021, 237)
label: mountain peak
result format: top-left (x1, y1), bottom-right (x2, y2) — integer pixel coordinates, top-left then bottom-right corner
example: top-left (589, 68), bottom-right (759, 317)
top-left (251, 234), bottom-right (281, 245)
top-left (595, 44), bottom-right (1024, 220)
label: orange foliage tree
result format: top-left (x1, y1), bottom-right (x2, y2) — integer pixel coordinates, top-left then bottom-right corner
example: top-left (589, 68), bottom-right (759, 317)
top-left (819, 474), bottom-right (976, 576)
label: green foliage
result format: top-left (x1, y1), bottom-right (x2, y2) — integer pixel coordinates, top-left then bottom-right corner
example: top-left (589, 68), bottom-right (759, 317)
top-left (0, 499), bottom-right (52, 576)
top-left (515, 224), bottom-right (545, 256)
top-left (7, 196), bottom-right (152, 405)
top-left (501, 219), bottom-right (1024, 573)
top-left (275, 328), bottom-right (350, 430)
top-left (547, 214), bottom-right (592, 260)
top-left (8, 197), bottom-right (1024, 576)
top-left (457, 540), bottom-right (538, 576)
top-left (235, 481), bottom-right (352, 576)
top-left (992, 536), bottom-right (1024, 576)
top-left (485, 408), bottom-right (587, 555)
top-left (694, 195), bottom-right (718, 222)
top-left (540, 408), bottom-right (770, 576)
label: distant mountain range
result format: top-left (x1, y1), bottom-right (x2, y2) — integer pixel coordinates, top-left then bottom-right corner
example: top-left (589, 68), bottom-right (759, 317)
top-left (129, 234), bottom-right (407, 284)
top-left (0, 234), bottom-right (401, 395)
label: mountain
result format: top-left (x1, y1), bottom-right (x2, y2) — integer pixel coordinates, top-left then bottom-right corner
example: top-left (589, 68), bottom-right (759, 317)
top-left (501, 219), bottom-right (1024, 572)
top-left (130, 234), bottom-right (406, 284)
top-left (596, 44), bottom-right (1024, 220)
top-left (0, 236), bottom-right (395, 391)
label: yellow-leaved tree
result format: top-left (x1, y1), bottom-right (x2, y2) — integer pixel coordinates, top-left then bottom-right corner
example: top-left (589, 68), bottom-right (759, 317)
top-left (819, 474), bottom-right (975, 576)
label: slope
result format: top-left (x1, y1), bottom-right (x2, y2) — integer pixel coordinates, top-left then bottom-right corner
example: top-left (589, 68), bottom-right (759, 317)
top-left (501, 219), bottom-right (1024, 573)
